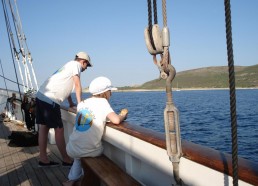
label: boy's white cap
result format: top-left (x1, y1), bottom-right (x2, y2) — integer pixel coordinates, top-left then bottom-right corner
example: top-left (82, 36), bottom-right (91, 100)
top-left (89, 76), bottom-right (117, 95)
top-left (76, 51), bottom-right (92, 67)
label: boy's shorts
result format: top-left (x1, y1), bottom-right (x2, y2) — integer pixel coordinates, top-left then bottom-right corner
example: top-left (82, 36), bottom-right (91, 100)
top-left (36, 98), bottom-right (63, 128)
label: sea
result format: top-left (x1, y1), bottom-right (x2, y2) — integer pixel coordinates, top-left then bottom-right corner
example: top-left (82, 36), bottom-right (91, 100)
top-left (66, 89), bottom-right (258, 163)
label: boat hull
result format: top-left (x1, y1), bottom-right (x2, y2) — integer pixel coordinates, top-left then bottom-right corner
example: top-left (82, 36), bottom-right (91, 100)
top-left (1, 89), bottom-right (257, 186)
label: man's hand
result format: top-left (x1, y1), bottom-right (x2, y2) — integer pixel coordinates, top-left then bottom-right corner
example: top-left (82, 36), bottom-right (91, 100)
top-left (68, 106), bottom-right (77, 113)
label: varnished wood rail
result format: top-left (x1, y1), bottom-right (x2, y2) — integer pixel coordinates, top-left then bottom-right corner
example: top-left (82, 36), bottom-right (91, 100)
top-left (106, 122), bottom-right (258, 186)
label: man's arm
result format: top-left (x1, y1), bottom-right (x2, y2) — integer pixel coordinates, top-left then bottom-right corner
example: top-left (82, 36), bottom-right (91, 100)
top-left (72, 74), bottom-right (82, 104)
top-left (67, 95), bottom-right (75, 107)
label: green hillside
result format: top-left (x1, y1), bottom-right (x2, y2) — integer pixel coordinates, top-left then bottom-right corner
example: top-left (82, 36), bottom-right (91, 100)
top-left (119, 65), bottom-right (258, 90)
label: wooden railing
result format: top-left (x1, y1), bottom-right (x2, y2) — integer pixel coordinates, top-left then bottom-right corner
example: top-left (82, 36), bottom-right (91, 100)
top-left (41, 105), bottom-right (257, 185)
top-left (106, 122), bottom-right (258, 186)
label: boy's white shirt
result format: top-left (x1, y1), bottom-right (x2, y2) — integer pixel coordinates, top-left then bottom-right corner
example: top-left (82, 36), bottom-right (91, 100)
top-left (66, 97), bottom-right (114, 158)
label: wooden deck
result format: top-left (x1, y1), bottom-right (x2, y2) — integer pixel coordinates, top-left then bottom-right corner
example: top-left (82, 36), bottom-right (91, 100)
top-left (0, 119), bottom-right (70, 186)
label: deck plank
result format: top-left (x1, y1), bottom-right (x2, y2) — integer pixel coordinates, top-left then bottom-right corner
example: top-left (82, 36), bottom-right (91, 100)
top-left (0, 167), bottom-right (10, 186)
top-left (48, 144), bottom-right (70, 177)
top-left (25, 146), bottom-right (52, 185)
top-left (0, 119), bottom-right (70, 186)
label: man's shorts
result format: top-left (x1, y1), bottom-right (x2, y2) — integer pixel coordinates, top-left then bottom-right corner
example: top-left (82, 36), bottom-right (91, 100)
top-left (36, 98), bottom-right (63, 128)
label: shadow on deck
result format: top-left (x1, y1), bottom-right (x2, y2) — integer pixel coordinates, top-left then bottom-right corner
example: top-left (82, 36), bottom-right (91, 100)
top-left (0, 119), bottom-right (70, 186)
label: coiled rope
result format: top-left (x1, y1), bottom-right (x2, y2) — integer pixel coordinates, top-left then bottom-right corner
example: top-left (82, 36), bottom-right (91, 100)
top-left (224, 0), bottom-right (238, 185)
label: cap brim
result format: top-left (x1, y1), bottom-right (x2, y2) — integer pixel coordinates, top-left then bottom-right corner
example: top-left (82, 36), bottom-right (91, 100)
top-left (92, 87), bottom-right (117, 95)
top-left (87, 61), bottom-right (93, 67)
top-left (88, 61), bottom-right (93, 67)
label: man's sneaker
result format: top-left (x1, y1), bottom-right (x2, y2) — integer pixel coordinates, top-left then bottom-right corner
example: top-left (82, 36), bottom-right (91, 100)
top-left (38, 161), bottom-right (60, 167)
top-left (62, 161), bottom-right (73, 167)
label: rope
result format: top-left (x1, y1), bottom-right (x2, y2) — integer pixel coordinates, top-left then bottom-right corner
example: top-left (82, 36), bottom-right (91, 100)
top-left (0, 74), bottom-right (28, 87)
top-left (8, 0), bottom-right (28, 92)
top-left (1, 0), bottom-right (23, 102)
top-left (153, 0), bottom-right (158, 24)
top-left (147, 0), bottom-right (156, 50)
top-left (159, 0), bottom-right (170, 75)
top-left (6, 0), bottom-right (38, 94)
top-left (28, 55), bottom-right (39, 91)
top-left (145, 3), bottom-right (182, 185)
top-left (14, 0), bottom-right (26, 46)
top-left (13, 0), bottom-right (35, 92)
top-left (7, 3), bottom-right (27, 93)
top-left (162, 0), bottom-right (167, 27)
top-left (0, 59), bottom-right (9, 96)
top-left (16, 56), bottom-right (26, 92)
top-left (224, 0), bottom-right (238, 185)
top-left (8, 0), bottom-right (22, 51)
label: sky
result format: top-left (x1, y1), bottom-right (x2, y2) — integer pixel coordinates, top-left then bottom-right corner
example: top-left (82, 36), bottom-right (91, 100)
top-left (0, 0), bottom-right (257, 91)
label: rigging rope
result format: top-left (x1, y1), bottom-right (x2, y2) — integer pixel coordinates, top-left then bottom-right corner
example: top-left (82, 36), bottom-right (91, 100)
top-left (8, 0), bottom-right (29, 92)
top-left (1, 0), bottom-right (23, 102)
top-left (0, 59), bottom-right (9, 97)
top-left (0, 74), bottom-right (30, 88)
top-left (153, 0), bottom-right (158, 24)
top-left (13, 0), bottom-right (37, 92)
top-left (145, 1), bottom-right (239, 185)
top-left (7, 0), bottom-right (27, 91)
top-left (147, 0), bottom-right (156, 51)
top-left (145, 1), bottom-right (182, 185)
top-left (224, 0), bottom-right (238, 185)
top-left (1, 0), bottom-right (38, 96)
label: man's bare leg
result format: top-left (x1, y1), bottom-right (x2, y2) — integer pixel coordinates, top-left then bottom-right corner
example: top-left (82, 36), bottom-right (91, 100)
top-left (55, 127), bottom-right (73, 163)
top-left (38, 124), bottom-right (50, 162)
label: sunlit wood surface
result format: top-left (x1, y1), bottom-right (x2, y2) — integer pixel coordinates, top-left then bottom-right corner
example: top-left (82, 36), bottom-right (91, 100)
top-left (0, 119), bottom-right (69, 186)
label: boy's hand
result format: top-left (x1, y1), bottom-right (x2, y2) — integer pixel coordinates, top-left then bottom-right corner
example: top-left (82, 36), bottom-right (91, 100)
top-left (119, 108), bottom-right (128, 120)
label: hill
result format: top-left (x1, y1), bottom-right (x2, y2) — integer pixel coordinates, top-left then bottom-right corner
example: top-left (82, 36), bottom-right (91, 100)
top-left (119, 65), bottom-right (258, 90)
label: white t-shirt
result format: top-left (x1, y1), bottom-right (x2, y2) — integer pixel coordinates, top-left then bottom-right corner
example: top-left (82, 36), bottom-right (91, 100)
top-left (38, 60), bottom-right (82, 104)
top-left (66, 97), bottom-right (114, 158)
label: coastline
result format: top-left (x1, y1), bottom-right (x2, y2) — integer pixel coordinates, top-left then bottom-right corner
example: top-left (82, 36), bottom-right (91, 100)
top-left (83, 87), bottom-right (258, 93)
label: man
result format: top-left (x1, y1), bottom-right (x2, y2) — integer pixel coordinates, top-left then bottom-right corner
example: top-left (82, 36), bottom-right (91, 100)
top-left (36, 51), bottom-right (92, 167)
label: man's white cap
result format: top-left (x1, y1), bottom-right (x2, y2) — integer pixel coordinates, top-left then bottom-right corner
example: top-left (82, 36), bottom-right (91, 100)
top-left (89, 76), bottom-right (117, 95)
top-left (76, 51), bottom-right (93, 67)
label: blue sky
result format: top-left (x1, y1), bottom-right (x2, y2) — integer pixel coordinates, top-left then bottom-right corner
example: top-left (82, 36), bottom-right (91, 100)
top-left (0, 0), bottom-right (257, 91)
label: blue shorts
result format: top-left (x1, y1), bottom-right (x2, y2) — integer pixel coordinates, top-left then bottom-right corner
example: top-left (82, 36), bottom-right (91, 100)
top-left (36, 98), bottom-right (63, 128)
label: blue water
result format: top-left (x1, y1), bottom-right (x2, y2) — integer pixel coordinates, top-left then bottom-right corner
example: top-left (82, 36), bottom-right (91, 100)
top-left (66, 89), bottom-right (258, 163)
